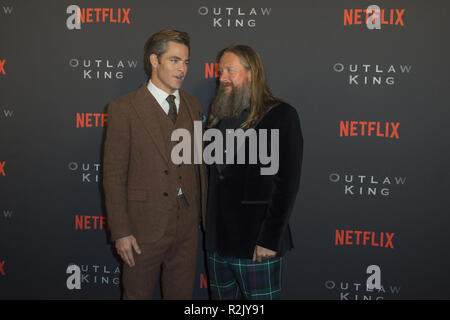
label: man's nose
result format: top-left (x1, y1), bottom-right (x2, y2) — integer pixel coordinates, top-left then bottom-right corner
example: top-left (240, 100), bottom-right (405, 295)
top-left (219, 71), bottom-right (229, 82)
top-left (178, 62), bottom-right (187, 73)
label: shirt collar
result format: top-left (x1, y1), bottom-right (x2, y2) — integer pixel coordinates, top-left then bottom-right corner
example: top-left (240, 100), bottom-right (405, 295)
top-left (147, 79), bottom-right (180, 105)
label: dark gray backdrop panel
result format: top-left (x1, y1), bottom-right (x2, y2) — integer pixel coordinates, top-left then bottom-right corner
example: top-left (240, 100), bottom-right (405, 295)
top-left (0, 0), bottom-right (449, 299)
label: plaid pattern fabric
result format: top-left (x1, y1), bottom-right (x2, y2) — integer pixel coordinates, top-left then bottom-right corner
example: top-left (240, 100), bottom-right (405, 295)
top-left (207, 251), bottom-right (283, 300)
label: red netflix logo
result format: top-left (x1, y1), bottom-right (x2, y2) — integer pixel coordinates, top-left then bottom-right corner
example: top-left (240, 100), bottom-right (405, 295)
top-left (66, 5), bottom-right (131, 30)
top-left (335, 230), bottom-right (395, 249)
top-left (0, 59), bottom-right (5, 75)
top-left (0, 260), bottom-right (5, 276)
top-left (76, 113), bottom-right (107, 128)
top-left (0, 161), bottom-right (6, 176)
top-left (77, 8), bottom-right (130, 24)
top-left (200, 273), bottom-right (208, 289)
top-left (75, 215), bottom-right (109, 230)
top-left (344, 7), bottom-right (405, 27)
top-left (340, 121), bottom-right (399, 139)
top-left (205, 62), bottom-right (219, 79)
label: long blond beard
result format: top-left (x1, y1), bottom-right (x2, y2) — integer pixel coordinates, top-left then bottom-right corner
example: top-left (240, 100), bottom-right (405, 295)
top-left (210, 82), bottom-right (251, 121)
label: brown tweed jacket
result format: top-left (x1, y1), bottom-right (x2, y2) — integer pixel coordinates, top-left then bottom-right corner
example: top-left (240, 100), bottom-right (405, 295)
top-left (102, 84), bottom-right (207, 243)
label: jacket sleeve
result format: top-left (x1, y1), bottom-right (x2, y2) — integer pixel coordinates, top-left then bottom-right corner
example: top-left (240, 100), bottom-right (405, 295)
top-left (256, 105), bottom-right (303, 252)
top-left (102, 100), bottom-right (132, 242)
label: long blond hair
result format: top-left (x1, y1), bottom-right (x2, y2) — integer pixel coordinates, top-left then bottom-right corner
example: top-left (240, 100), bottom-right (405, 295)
top-left (207, 44), bottom-right (283, 128)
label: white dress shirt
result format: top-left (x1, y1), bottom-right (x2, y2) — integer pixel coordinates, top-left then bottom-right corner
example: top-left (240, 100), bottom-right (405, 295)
top-left (147, 79), bottom-right (180, 115)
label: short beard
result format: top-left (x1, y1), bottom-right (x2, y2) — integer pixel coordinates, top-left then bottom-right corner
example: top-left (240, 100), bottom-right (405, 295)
top-left (210, 82), bottom-right (251, 121)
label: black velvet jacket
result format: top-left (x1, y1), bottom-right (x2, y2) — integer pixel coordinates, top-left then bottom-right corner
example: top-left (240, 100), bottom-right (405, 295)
top-left (205, 102), bottom-right (303, 259)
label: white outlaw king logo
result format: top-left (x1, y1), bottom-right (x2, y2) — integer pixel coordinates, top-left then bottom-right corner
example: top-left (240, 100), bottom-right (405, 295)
top-left (66, 264), bottom-right (120, 290)
top-left (171, 122), bottom-right (279, 175)
top-left (198, 7), bottom-right (272, 28)
top-left (325, 265), bottom-right (401, 300)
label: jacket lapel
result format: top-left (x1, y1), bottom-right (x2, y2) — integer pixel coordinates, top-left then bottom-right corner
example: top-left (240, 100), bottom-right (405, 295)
top-left (180, 91), bottom-right (204, 164)
top-left (130, 84), bottom-right (169, 164)
top-left (179, 90), bottom-right (199, 122)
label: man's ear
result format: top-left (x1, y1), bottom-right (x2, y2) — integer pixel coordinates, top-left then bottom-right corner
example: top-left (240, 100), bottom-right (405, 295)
top-left (150, 54), bottom-right (159, 70)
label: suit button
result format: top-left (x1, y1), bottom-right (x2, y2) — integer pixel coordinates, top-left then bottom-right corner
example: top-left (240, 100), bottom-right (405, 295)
top-left (218, 175), bottom-right (224, 180)
top-left (178, 176), bottom-right (182, 180)
top-left (163, 192), bottom-right (168, 197)
top-left (164, 170), bottom-right (169, 175)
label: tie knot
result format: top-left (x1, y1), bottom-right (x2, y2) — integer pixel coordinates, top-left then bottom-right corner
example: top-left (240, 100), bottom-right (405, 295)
top-left (166, 95), bottom-right (176, 104)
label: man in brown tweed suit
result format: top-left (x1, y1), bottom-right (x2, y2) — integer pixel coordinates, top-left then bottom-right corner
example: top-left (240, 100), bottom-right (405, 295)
top-left (102, 29), bottom-right (207, 300)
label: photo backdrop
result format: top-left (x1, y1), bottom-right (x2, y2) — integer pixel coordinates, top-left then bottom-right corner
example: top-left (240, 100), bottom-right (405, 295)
top-left (1, 0), bottom-right (449, 299)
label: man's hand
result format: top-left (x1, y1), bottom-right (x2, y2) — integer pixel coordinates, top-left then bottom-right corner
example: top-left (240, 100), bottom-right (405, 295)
top-left (252, 245), bottom-right (277, 263)
top-left (115, 235), bottom-right (142, 267)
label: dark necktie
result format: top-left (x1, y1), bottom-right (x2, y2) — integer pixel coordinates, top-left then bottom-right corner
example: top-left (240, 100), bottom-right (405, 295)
top-left (166, 94), bottom-right (178, 124)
